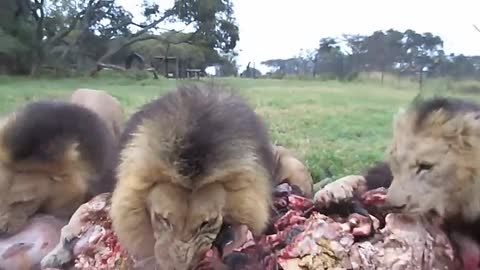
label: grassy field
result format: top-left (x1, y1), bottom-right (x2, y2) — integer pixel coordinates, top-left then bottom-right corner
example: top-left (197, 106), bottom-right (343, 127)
top-left (1, 73), bottom-right (479, 182)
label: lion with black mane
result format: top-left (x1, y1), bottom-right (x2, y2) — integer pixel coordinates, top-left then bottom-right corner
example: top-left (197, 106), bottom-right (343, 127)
top-left (0, 100), bottom-right (115, 236)
top-left (110, 84), bottom-right (276, 269)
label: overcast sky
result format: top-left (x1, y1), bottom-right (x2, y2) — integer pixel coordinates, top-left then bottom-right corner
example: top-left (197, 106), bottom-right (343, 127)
top-left (119, 0), bottom-right (480, 73)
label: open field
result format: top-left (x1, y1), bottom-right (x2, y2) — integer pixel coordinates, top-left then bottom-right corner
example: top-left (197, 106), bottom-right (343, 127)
top-left (1, 74), bottom-right (479, 182)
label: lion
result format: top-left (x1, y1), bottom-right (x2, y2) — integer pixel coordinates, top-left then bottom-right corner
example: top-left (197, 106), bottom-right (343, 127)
top-left (272, 144), bottom-right (314, 198)
top-left (110, 84), bottom-right (276, 270)
top-left (374, 96), bottom-right (480, 270)
top-left (70, 88), bottom-right (125, 141)
top-left (210, 144), bottom-right (315, 258)
top-left (0, 100), bottom-right (115, 236)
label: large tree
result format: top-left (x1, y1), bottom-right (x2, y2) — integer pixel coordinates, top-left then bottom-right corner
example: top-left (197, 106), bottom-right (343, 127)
top-left (262, 27), bottom-right (480, 81)
top-left (0, 0), bottom-right (240, 76)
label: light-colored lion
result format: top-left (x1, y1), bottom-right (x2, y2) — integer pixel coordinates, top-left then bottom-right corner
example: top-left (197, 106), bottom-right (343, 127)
top-left (70, 88), bottom-right (125, 141)
top-left (386, 97), bottom-right (480, 222)
top-left (385, 97), bottom-right (480, 270)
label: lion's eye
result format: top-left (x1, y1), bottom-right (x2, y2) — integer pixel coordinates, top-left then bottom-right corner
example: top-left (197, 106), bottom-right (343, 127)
top-left (10, 201), bottom-right (27, 208)
top-left (11, 201), bottom-right (25, 206)
top-left (199, 216), bottom-right (217, 231)
top-left (199, 221), bottom-right (209, 230)
top-left (10, 198), bottom-right (35, 208)
top-left (154, 212), bottom-right (171, 229)
top-left (416, 162), bottom-right (433, 174)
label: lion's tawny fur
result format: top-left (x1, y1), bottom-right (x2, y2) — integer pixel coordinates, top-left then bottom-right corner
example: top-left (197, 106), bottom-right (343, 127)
top-left (387, 97), bottom-right (480, 221)
top-left (272, 144), bottom-right (314, 198)
top-left (380, 96), bottom-right (480, 256)
top-left (0, 100), bottom-right (115, 235)
top-left (110, 84), bottom-right (275, 267)
top-left (70, 88), bottom-right (125, 141)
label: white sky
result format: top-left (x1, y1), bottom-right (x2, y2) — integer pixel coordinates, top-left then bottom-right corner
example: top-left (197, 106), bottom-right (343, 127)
top-left (119, 0), bottom-right (480, 73)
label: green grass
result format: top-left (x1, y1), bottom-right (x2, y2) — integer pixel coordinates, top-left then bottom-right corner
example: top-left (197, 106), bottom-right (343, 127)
top-left (1, 73), bottom-right (479, 182)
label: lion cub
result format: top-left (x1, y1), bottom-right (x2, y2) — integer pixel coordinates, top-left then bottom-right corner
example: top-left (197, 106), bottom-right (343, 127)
top-left (378, 97), bottom-right (480, 270)
top-left (0, 100), bottom-right (115, 236)
top-left (110, 84), bottom-right (275, 269)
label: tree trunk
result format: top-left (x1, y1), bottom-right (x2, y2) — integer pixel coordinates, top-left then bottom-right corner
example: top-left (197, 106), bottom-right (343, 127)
top-left (313, 53), bottom-right (319, 77)
top-left (90, 62), bottom-right (126, 77)
top-left (175, 57), bottom-right (179, 79)
top-left (29, 46), bottom-right (43, 77)
top-left (30, 62), bottom-right (40, 77)
top-left (164, 43), bottom-right (171, 77)
top-left (419, 69), bottom-right (424, 91)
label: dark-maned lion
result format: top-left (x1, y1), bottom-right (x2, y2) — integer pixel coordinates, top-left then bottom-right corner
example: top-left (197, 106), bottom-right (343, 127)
top-left (110, 84), bottom-right (276, 269)
top-left (0, 100), bottom-right (115, 236)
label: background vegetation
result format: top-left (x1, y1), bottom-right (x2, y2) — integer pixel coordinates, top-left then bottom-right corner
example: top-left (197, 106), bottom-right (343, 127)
top-left (1, 73), bottom-right (479, 182)
top-left (1, 0), bottom-right (479, 182)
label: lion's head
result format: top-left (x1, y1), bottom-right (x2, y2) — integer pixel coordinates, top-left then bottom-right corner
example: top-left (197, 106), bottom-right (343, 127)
top-left (386, 97), bottom-right (480, 222)
top-left (146, 182), bottom-right (226, 270)
top-left (0, 162), bottom-right (51, 235)
top-left (0, 100), bottom-right (112, 236)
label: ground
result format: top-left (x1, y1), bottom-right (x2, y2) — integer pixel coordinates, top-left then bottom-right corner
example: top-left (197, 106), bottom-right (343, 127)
top-left (1, 72), bottom-right (479, 181)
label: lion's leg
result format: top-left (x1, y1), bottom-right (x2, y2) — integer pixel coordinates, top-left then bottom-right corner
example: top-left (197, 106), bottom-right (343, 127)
top-left (110, 175), bottom-right (155, 260)
top-left (224, 185), bottom-right (271, 237)
top-left (223, 181), bottom-right (272, 264)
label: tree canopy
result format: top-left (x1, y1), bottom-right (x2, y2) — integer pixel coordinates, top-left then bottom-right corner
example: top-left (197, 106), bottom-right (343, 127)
top-left (0, 0), bottom-right (240, 76)
top-left (262, 28), bottom-right (480, 81)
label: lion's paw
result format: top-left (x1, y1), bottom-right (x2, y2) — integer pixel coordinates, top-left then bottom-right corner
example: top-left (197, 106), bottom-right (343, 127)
top-left (314, 175), bottom-right (366, 208)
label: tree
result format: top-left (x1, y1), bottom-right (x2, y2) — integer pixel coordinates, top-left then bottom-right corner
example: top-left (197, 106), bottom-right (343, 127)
top-left (0, 0), bottom-right (240, 76)
top-left (313, 37), bottom-right (347, 79)
top-left (262, 27), bottom-right (479, 82)
top-left (240, 62), bottom-right (261, 78)
top-left (216, 51), bottom-right (239, 77)
top-left (450, 54), bottom-right (477, 79)
top-left (400, 30), bottom-right (443, 74)
top-left (342, 34), bottom-right (367, 71)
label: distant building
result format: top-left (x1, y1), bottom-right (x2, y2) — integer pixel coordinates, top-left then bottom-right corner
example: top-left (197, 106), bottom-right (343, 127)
top-left (205, 66), bottom-right (217, 76)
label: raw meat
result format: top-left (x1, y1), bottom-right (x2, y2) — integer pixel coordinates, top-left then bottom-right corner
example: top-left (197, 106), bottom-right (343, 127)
top-left (39, 176), bottom-right (462, 270)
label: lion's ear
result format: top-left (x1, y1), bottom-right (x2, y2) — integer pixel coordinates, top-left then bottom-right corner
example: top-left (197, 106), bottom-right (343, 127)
top-left (459, 112), bottom-right (480, 136)
top-left (392, 107), bottom-right (407, 133)
top-left (441, 115), bottom-right (466, 138)
top-left (442, 112), bottom-right (480, 148)
top-left (389, 108), bottom-right (408, 157)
